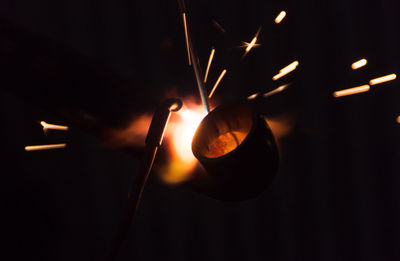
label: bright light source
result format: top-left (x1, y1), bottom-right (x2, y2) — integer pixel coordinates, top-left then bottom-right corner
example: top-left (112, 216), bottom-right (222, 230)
top-left (369, 74), bottom-right (396, 85)
top-left (275, 11), bottom-right (286, 24)
top-left (161, 101), bottom-right (206, 184)
top-left (333, 85), bottom-right (370, 98)
top-left (351, 59), bottom-right (367, 70)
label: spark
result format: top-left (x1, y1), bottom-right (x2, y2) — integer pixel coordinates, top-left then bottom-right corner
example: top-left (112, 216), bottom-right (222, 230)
top-left (240, 41), bottom-right (261, 50)
top-left (247, 93), bottom-right (260, 100)
top-left (275, 11), bottom-right (286, 24)
top-left (246, 37), bottom-right (258, 53)
top-left (369, 74), bottom-right (396, 85)
top-left (212, 20), bottom-right (226, 33)
top-left (25, 143), bottom-right (67, 151)
top-left (351, 59), bottom-right (367, 70)
top-left (40, 121), bottom-right (69, 132)
top-left (204, 48), bottom-right (215, 83)
top-left (333, 84), bottom-right (370, 98)
top-left (243, 27), bottom-right (262, 54)
top-left (272, 61), bottom-right (299, 81)
top-left (263, 83), bottom-right (290, 98)
top-left (208, 69), bottom-right (227, 98)
top-left (397, 116), bottom-right (400, 124)
top-left (182, 13), bottom-right (191, 65)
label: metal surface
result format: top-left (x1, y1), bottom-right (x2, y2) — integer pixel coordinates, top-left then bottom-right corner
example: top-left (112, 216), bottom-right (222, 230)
top-left (191, 102), bottom-right (279, 201)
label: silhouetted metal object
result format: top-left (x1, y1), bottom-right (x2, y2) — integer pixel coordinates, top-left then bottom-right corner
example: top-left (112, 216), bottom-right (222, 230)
top-left (107, 98), bottom-right (182, 261)
top-left (191, 102), bottom-right (279, 201)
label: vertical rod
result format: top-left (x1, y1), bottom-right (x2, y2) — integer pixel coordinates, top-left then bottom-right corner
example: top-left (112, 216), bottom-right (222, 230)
top-left (188, 32), bottom-right (210, 113)
top-left (178, 0), bottom-right (210, 113)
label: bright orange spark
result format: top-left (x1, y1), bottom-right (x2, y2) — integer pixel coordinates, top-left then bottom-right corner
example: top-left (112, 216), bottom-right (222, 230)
top-left (397, 115), bottom-right (400, 124)
top-left (25, 144), bottom-right (67, 151)
top-left (263, 83), bottom-right (290, 98)
top-left (242, 27), bottom-right (262, 54)
top-left (208, 69), bottom-right (227, 98)
top-left (275, 11), bottom-right (286, 24)
top-left (333, 85), bottom-right (370, 98)
top-left (204, 48), bottom-right (215, 83)
top-left (40, 121), bottom-right (69, 131)
top-left (246, 37), bottom-right (258, 53)
top-left (247, 93), bottom-right (260, 100)
top-left (351, 59), bottom-right (367, 70)
top-left (369, 74), bottom-right (396, 85)
top-left (272, 61), bottom-right (299, 80)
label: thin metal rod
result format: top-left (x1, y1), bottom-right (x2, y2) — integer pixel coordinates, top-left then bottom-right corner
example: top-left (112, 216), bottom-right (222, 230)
top-left (106, 145), bottom-right (158, 261)
top-left (178, 1), bottom-right (210, 113)
top-left (106, 99), bottom-right (182, 261)
top-left (189, 37), bottom-right (210, 113)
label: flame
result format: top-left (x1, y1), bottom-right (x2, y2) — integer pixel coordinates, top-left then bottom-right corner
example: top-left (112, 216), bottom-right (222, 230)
top-left (161, 99), bottom-right (207, 183)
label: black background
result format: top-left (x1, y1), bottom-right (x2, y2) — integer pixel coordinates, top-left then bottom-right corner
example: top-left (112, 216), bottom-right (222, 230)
top-left (1, 0), bottom-right (400, 260)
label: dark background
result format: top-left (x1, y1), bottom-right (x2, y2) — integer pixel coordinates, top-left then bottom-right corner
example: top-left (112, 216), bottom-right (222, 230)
top-left (1, 0), bottom-right (400, 260)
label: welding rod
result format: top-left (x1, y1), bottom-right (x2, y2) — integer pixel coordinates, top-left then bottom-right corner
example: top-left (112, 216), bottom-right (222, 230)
top-left (178, 0), bottom-right (210, 113)
top-left (106, 98), bottom-right (182, 261)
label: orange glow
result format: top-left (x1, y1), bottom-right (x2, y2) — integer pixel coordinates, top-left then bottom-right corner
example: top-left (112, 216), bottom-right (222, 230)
top-left (40, 121), bottom-right (69, 131)
top-left (209, 69), bottom-right (227, 98)
top-left (204, 48), bottom-right (215, 83)
top-left (182, 13), bottom-right (191, 65)
top-left (273, 61), bottom-right (299, 80)
top-left (369, 74), bottom-right (396, 85)
top-left (264, 114), bottom-right (295, 140)
top-left (275, 11), bottom-right (286, 24)
top-left (333, 85), bottom-right (370, 98)
top-left (161, 100), bottom-right (207, 183)
top-left (25, 144), bottom-right (67, 151)
top-left (171, 108), bottom-right (205, 162)
top-left (205, 131), bottom-right (247, 158)
top-left (397, 116), bottom-right (400, 124)
top-left (351, 59), bottom-right (367, 70)
top-left (105, 114), bottom-right (152, 148)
